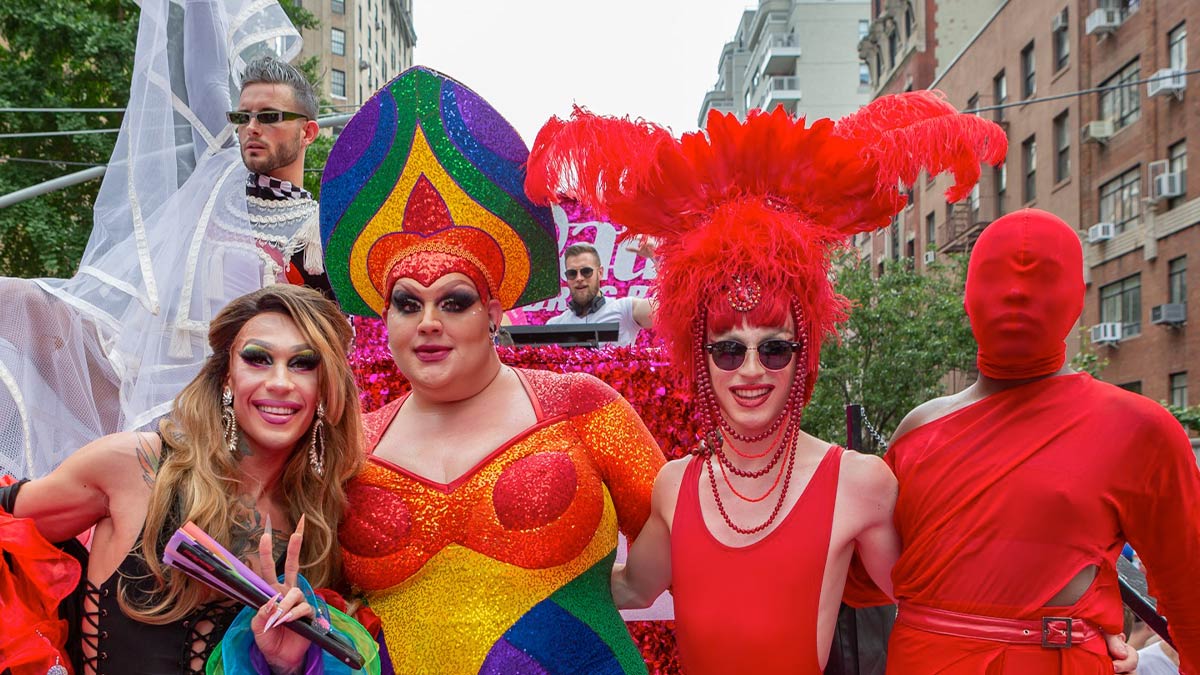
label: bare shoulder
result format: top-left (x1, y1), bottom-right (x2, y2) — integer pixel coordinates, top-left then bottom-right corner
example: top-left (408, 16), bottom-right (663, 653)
top-left (650, 456), bottom-right (692, 523)
top-left (71, 431), bottom-right (163, 490)
top-left (892, 389), bottom-right (973, 442)
top-left (840, 451), bottom-right (897, 497)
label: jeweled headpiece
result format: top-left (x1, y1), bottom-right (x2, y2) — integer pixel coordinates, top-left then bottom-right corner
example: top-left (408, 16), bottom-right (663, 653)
top-left (526, 92), bottom-right (1006, 402)
top-left (320, 66), bottom-right (559, 315)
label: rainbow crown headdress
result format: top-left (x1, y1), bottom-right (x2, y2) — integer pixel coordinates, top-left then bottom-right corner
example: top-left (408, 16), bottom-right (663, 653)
top-left (320, 66), bottom-right (559, 315)
top-left (525, 92), bottom-right (1007, 400)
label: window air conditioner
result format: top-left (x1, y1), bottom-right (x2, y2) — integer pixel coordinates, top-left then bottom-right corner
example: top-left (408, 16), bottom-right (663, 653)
top-left (1150, 303), bottom-right (1187, 326)
top-left (1153, 172), bottom-right (1184, 201)
top-left (1085, 8), bottom-right (1121, 35)
top-left (1147, 69), bottom-right (1186, 98)
top-left (1087, 222), bottom-right (1115, 243)
top-left (1090, 322), bottom-right (1122, 344)
top-left (1081, 119), bottom-right (1115, 144)
top-left (1051, 10), bottom-right (1067, 32)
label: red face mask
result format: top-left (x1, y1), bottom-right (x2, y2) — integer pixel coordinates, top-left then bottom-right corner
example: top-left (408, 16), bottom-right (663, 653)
top-left (964, 209), bottom-right (1084, 380)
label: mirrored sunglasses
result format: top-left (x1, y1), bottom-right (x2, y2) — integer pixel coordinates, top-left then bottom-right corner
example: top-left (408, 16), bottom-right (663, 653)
top-left (226, 110), bottom-right (309, 126)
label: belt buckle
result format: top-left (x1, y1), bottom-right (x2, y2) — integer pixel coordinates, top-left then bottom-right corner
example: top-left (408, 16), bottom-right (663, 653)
top-left (1041, 617), bottom-right (1073, 649)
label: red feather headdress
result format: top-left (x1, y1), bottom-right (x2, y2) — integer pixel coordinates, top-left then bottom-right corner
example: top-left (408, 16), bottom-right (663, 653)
top-left (526, 91), bottom-right (1006, 398)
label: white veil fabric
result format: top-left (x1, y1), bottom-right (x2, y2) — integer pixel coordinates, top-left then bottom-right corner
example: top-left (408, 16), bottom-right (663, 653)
top-left (0, 0), bottom-right (309, 478)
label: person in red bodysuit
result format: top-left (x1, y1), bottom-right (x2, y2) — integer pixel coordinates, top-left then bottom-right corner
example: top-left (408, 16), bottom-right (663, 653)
top-left (876, 208), bottom-right (1200, 674)
top-left (525, 91), bottom-right (1007, 674)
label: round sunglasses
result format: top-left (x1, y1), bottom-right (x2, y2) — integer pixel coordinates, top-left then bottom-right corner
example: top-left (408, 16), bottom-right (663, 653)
top-left (564, 266), bottom-right (596, 280)
top-left (704, 339), bottom-right (803, 371)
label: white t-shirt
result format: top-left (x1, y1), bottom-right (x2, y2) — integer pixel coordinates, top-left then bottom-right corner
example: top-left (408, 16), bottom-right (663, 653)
top-left (1138, 641), bottom-right (1180, 675)
top-left (546, 296), bottom-right (643, 346)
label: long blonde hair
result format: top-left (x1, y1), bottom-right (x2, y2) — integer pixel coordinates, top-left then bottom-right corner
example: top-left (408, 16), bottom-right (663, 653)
top-left (122, 285), bottom-right (363, 624)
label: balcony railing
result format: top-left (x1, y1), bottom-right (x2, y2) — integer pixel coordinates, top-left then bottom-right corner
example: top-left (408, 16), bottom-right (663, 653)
top-left (747, 30), bottom-right (802, 80)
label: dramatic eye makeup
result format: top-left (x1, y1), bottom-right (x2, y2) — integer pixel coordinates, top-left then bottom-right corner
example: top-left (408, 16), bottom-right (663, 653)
top-left (288, 349), bottom-right (320, 371)
top-left (238, 342), bottom-right (319, 371)
top-left (390, 288), bottom-right (480, 314)
top-left (239, 343), bottom-right (273, 366)
top-left (438, 290), bottom-right (479, 313)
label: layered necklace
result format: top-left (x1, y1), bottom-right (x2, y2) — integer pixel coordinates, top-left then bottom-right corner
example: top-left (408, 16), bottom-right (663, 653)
top-left (691, 304), bottom-right (809, 535)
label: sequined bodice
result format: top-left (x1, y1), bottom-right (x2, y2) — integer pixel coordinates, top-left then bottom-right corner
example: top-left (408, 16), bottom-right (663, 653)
top-left (338, 368), bottom-right (664, 675)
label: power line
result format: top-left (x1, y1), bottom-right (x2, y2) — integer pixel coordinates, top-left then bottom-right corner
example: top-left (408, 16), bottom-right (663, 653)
top-left (0, 156), bottom-right (105, 167)
top-left (959, 67), bottom-right (1199, 114)
top-left (0, 107), bottom-right (126, 113)
top-left (0, 128), bottom-right (121, 140)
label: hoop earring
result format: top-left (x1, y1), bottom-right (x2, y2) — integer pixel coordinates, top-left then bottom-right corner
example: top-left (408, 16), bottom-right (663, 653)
top-left (309, 403), bottom-right (326, 476)
top-left (222, 387), bottom-right (239, 456)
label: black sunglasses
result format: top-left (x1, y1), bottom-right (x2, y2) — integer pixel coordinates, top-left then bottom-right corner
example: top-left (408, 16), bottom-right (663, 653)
top-left (226, 110), bottom-right (310, 125)
top-left (564, 266), bottom-right (596, 280)
top-left (705, 339), bottom-right (803, 371)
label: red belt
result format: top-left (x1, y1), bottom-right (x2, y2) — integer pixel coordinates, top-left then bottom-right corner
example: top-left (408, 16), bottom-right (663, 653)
top-left (897, 602), bottom-right (1101, 649)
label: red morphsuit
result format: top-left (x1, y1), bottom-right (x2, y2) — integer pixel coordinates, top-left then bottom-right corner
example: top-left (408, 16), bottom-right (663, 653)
top-left (876, 210), bottom-right (1200, 673)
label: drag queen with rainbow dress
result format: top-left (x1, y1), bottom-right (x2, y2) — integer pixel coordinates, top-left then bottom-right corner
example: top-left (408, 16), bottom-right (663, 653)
top-left (320, 66), bottom-right (665, 675)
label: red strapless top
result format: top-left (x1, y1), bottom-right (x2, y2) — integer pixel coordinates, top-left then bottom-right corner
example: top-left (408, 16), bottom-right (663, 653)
top-left (671, 444), bottom-right (843, 675)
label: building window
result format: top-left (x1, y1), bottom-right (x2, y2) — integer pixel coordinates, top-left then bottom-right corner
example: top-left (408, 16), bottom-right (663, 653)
top-left (993, 70), bottom-right (1007, 122)
top-left (1053, 111), bottom-right (1070, 183)
top-left (1118, 381), bottom-right (1143, 395)
top-left (859, 19), bottom-right (869, 40)
top-left (1168, 23), bottom-right (1187, 70)
top-left (1171, 373), bottom-right (1188, 407)
top-left (1021, 41), bottom-right (1036, 98)
top-left (1099, 60), bottom-right (1141, 130)
top-left (995, 162), bottom-right (1007, 217)
top-left (889, 216), bottom-right (900, 260)
top-left (967, 93), bottom-right (980, 114)
top-left (1022, 136), bottom-right (1036, 203)
top-left (1053, 8), bottom-right (1069, 71)
top-left (1169, 256), bottom-right (1187, 305)
top-left (925, 212), bottom-right (935, 248)
top-left (904, 3), bottom-right (914, 39)
top-left (1099, 167), bottom-right (1141, 234)
top-left (1167, 140), bottom-right (1188, 208)
top-left (875, 52), bottom-right (883, 82)
top-left (888, 30), bottom-right (898, 66)
top-left (1100, 274), bottom-right (1142, 338)
top-left (331, 0), bottom-right (344, 14)
top-left (331, 28), bottom-right (345, 56)
top-left (331, 69), bottom-right (346, 98)
top-left (859, 62), bottom-right (870, 86)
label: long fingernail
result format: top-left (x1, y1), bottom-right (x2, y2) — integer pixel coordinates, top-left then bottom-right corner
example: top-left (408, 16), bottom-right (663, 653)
top-left (264, 513), bottom-right (273, 541)
top-left (264, 606), bottom-right (286, 631)
top-left (296, 514), bottom-right (306, 536)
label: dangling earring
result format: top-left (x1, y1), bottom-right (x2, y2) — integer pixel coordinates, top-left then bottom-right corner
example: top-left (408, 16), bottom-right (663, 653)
top-left (309, 403), bottom-right (326, 476)
top-left (222, 387), bottom-right (239, 456)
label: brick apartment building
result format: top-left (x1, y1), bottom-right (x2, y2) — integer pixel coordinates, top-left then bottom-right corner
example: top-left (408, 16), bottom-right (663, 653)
top-left (858, 0), bottom-right (1197, 407)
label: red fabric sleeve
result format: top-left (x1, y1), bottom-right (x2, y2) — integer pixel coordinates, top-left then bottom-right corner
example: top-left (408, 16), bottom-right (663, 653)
top-left (1115, 405), bottom-right (1200, 675)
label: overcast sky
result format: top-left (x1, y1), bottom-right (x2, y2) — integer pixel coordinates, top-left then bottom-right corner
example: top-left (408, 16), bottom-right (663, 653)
top-left (411, 1), bottom-right (755, 144)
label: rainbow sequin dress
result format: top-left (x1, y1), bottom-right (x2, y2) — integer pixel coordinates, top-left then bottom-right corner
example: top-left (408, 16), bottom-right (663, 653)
top-left (340, 368), bottom-right (664, 674)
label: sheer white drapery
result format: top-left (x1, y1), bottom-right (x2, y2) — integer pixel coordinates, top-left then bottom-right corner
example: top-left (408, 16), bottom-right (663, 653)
top-left (0, 0), bottom-right (307, 478)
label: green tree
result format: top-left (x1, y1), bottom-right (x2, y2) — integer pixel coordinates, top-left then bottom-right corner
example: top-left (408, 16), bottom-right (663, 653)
top-left (802, 255), bottom-right (977, 451)
top-left (0, 0), bottom-right (138, 278)
top-left (0, 0), bottom-right (321, 279)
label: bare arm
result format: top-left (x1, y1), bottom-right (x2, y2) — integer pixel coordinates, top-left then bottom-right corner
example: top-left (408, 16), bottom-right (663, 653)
top-left (632, 297), bottom-right (656, 330)
top-left (611, 460), bottom-right (684, 609)
top-left (12, 431), bottom-right (155, 543)
top-left (846, 453), bottom-right (900, 600)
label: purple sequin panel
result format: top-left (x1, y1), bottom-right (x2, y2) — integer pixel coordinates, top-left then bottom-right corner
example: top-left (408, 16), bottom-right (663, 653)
top-left (452, 82), bottom-right (528, 164)
top-left (479, 639), bottom-right (550, 675)
top-left (324, 96), bottom-right (382, 181)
